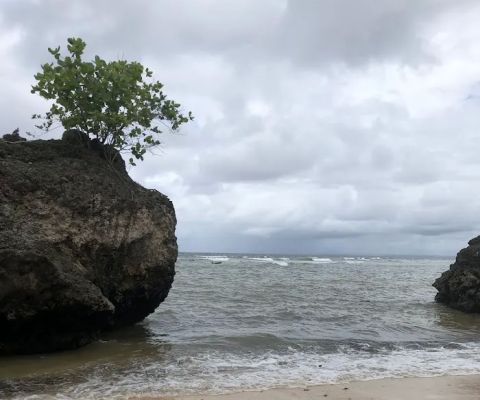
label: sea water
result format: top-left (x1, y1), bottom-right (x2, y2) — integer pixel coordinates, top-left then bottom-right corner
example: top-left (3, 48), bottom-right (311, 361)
top-left (2, 254), bottom-right (480, 399)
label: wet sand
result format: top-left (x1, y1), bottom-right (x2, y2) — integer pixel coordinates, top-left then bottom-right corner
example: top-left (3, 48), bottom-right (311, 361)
top-left (134, 375), bottom-right (480, 400)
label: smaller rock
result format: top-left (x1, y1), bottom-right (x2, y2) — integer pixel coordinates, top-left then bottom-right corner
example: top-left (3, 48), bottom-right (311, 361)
top-left (433, 235), bottom-right (480, 312)
top-left (2, 128), bottom-right (26, 142)
top-left (61, 129), bottom-right (89, 145)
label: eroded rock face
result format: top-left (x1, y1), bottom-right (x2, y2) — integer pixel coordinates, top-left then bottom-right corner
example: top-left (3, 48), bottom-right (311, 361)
top-left (0, 132), bottom-right (177, 354)
top-left (433, 236), bottom-right (480, 313)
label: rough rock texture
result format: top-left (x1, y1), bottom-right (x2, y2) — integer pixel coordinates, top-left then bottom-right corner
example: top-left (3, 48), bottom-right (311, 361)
top-left (2, 128), bottom-right (26, 142)
top-left (433, 236), bottom-right (480, 312)
top-left (0, 132), bottom-right (177, 354)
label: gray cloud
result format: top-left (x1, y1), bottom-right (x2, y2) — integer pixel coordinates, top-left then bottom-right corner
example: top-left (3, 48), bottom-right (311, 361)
top-left (2, 0), bottom-right (480, 255)
top-left (275, 0), bottom-right (429, 65)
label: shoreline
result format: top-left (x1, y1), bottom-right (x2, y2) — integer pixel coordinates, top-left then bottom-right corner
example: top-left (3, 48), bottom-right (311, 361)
top-left (133, 375), bottom-right (480, 400)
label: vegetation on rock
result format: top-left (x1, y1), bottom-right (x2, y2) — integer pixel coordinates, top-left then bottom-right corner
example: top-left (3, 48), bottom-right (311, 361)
top-left (31, 37), bottom-right (193, 165)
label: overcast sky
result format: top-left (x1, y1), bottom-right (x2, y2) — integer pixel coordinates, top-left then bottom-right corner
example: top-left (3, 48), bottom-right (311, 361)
top-left (2, 0), bottom-right (480, 256)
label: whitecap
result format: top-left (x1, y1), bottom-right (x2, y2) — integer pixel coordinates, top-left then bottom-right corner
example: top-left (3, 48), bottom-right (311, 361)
top-left (311, 257), bottom-right (333, 264)
top-left (198, 256), bottom-right (230, 262)
top-left (246, 257), bottom-right (288, 266)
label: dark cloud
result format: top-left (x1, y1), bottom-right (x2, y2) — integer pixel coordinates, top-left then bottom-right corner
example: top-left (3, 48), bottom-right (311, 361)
top-left (3, 0), bottom-right (472, 69)
top-left (2, 0), bottom-right (480, 255)
top-left (276, 0), bottom-right (424, 65)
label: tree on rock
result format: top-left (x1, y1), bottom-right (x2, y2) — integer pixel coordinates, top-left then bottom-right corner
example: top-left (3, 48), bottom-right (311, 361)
top-left (31, 37), bottom-right (193, 165)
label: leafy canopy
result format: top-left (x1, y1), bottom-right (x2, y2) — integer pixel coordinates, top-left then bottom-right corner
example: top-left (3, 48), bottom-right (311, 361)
top-left (32, 37), bottom-right (193, 165)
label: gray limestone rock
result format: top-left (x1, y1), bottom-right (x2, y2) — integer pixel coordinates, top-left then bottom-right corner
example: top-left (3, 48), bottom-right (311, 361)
top-left (0, 132), bottom-right (177, 354)
top-left (433, 236), bottom-right (480, 313)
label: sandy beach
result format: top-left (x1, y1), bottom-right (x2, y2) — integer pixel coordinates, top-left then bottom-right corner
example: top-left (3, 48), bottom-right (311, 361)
top-left (135, 375), bottom-right (480, 400)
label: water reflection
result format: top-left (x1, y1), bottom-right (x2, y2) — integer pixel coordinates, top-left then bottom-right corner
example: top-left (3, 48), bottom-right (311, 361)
top-left (0, 323), bottom-right (172, 398)
top-left (432, 303), bottom-right (480, 334)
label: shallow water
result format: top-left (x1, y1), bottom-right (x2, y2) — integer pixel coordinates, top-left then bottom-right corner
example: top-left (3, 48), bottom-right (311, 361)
top-left (2, 254), bottom-right (480, 399)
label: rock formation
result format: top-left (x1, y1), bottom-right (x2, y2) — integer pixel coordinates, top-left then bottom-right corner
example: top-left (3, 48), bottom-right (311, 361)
top-left (2, 128), bottom-right (26, 142)
top-left (433, 236), bottom-right (480, 312)
top-left (0, 131), bottom-right (177, 354)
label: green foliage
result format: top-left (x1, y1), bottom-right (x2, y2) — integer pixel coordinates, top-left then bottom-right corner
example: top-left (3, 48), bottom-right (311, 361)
top-left (32, 37), bottom-right (193, 165)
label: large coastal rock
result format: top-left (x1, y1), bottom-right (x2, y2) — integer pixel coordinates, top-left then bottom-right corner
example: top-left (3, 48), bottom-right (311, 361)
top-left (0, 132), bottom-right (177, 354)
top-left (433, 236), bottom-right (480, 312)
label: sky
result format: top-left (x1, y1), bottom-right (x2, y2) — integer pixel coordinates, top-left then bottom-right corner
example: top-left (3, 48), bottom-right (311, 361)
top-left (1, 0), bottom-right (480, 256)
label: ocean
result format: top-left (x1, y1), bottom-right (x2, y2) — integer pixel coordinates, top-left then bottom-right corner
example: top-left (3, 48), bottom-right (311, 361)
top-left (2, 253), bottom-right (480, 399)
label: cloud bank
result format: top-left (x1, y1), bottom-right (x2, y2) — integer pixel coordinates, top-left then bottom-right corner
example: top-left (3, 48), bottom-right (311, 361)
top-left (2, 0), bottom-right (480, 255)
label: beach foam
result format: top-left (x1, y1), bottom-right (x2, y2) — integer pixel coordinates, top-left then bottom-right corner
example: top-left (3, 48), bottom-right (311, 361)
top-left (8, 342), bottom-right (480, 399)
